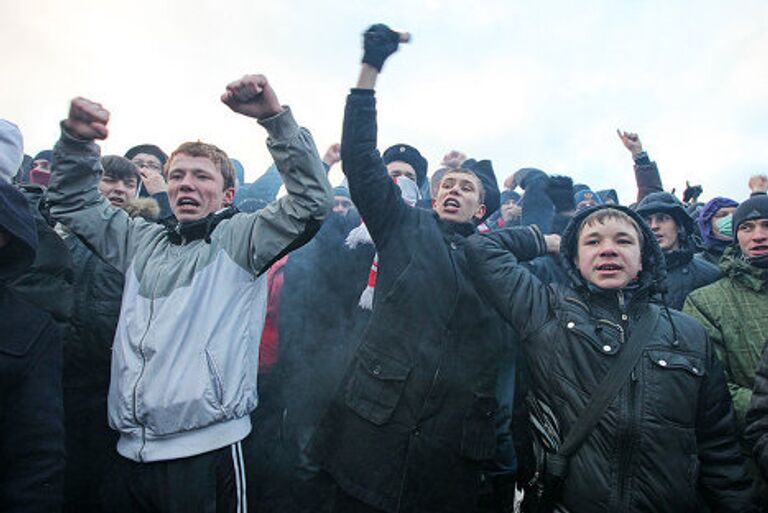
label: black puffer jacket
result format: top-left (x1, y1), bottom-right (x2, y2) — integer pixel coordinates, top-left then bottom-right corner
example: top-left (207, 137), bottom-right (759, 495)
top-left (635, 192), bottom-right (720, 309)
top-left (466, 205), bottom-right (755, 512)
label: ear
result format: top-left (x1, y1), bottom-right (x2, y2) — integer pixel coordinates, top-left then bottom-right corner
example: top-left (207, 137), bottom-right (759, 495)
top-left (473, 204), bottom-right (487, 220)
top-left (431, 197), bottom-right (437, 209)
top-left (222, 187), bottom-right (236, 206)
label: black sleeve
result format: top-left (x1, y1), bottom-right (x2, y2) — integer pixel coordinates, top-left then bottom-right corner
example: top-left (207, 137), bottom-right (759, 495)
top-left (633, 156), bottom-right (663, 204)
top-left (696, 333), bottom-right (758, 512)
top-left (745, 342), bottom-right (768, 481)
top-left (465, 226), bottom-right (554, 339)
top-left (0, 321), bottom-right (65, 513)
top-left (339, 89), bottom-right (411, 251)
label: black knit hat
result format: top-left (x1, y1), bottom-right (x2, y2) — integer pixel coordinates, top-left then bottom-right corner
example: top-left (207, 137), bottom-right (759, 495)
top-left (382, 144), bottom-right (427, 188)
top-left (124, 144), bottom-right (168, 166)
top-left (733, 194), bottom-right (768, 232)
top-left (462, 158), bottom-right (500, 221)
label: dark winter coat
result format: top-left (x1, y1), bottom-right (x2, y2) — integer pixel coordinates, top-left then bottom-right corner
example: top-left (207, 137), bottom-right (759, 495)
top-left (0, 181), bottom-right (64, 513)
top-left (8, 184), bottom-right (73, 324)
top-left (466, 205), bottom-right (755, 512)
top-left (61, 230), bottom-right (123, 388)
top-left (309, 89), bottom-right (509, 513)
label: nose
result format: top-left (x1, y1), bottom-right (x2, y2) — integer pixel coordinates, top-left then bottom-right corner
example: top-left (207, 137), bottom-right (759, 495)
top-left (598, 241), bottom-right (619, 256)
top-left (647, 218), bottom-right (659, 231)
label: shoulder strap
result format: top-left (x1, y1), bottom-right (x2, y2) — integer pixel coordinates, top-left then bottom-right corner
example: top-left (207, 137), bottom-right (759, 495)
top-left (546, 306), bottom-right (660, 478)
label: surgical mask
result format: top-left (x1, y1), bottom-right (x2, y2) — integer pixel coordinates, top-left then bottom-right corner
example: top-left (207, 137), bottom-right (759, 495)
top-left (715, 214), bottom-right (733, 238)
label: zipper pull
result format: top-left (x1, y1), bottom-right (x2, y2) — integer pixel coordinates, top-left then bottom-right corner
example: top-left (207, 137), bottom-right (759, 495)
top-left (631, 369), bottom-right (638, 382)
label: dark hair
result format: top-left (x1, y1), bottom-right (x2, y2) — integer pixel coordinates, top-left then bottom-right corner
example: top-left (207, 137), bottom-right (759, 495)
top-left (101, 155), bottom-right (139, 184)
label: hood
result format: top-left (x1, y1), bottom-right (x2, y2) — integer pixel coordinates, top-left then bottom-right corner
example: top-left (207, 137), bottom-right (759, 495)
top-left (634, 191), bottom-right (695, 238)
top-left (559, 204), bottom-right (666, 296)
top-left (697, 196), bottom-right (738, 250)
top-left (0, 181), bottom-right (38, 281)
top-left (0, 119), bottom-right (24, 184)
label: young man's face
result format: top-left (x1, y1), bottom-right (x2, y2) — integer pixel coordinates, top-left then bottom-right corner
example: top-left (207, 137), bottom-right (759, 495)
top-left (432, 172), bottom-right (486, 224)
top-left (737, 218), bottom-right (768, 258)
top-left (386, 161), bottom-right (418, 184)
top-left (167, 153), bottom-right (234, 222)
top-left (332, 195), bottom-right (353, 215)
top-left (644, 212), bottom-right (679, 251)
top-left (575, 217), bottom-right (643, 289)
top-left (99, 174), bottom-right (138, 208)
top-left (500, 199), bottom-right (521, 223)
top-left (130, 153), bottom-right (164, 175)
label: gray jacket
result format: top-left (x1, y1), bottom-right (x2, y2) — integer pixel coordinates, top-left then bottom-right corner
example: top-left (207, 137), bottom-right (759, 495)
top-left (48, 108), bottom-right (332, 462)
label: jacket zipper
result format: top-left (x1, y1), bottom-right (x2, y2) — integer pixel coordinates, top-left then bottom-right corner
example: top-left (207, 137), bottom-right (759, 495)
top-left (614, 289), bottom-right (637, 511)
top-left (132, 272), bottom-right (161, 462)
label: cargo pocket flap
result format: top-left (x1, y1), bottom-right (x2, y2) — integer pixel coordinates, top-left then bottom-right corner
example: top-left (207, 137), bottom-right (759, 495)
top-left (647, 350), bottom-right (705, 377)
top-left (345, 346), bottom-right (411, 426)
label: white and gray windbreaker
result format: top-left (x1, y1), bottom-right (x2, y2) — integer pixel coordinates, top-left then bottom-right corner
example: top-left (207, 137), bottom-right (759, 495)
top-left (48, 108), bottom-right (332, 462)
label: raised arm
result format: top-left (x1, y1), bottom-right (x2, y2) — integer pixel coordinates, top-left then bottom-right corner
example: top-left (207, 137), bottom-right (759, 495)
top-left (219, 74), bottom-right (333, 274)
top-left (465, 227), bottom-right (559, 338)
top-left (617, 129), bottom-right (663, 203)
top-left (340, 24), bottom-right (414, 249)
top-left (48, 98), bottom-right (148, 273)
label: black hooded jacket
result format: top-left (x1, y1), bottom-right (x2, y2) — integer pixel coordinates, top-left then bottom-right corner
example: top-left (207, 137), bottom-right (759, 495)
top-left (466, 205), bottom-right (755, 512)
top-left (634, 192), bottom-right (720, 309)
top-left (0, 181), bottom-right (64, 513)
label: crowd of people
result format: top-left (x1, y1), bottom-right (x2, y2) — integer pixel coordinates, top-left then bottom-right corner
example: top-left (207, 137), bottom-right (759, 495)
top-left (1, 23), bottom-right (768, 513)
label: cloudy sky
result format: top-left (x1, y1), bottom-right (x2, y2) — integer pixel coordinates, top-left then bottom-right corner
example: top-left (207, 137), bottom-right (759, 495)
top-left (3, 0), bottom-right (767, 203)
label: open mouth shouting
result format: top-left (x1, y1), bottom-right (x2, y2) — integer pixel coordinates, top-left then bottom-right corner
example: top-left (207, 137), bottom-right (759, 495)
top-left (176, 197), bottom-right (201, 210)
top-left (595, 262), bottom-right (623, 273)
top-left (443, 197), bottom-right (461, 213)
top-left (749, 244), bottom-right (768, 256)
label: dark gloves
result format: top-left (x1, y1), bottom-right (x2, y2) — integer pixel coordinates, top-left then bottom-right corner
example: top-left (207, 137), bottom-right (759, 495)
top-left (362, 24), bottom-right (400, 71)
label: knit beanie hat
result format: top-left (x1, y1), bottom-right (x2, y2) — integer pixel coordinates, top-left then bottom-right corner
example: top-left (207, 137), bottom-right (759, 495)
top-left (333, 185), bottom-right (351, 199)
top-left (500, 189), bottom-right (521, 205)
top-left (733, 194), bottom-right (768, 232)
top-left (0, 120), bottom-right (23, 184)
top-left (574, 188), bottom-right (603, 209)
top-left (382, 143), bottom-right (428, 189)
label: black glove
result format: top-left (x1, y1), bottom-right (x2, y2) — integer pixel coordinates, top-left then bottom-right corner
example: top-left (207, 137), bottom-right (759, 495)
top-left (362, 24), bottom-right (400, 71)
top-left (682, 182), bottom-right (703, 204)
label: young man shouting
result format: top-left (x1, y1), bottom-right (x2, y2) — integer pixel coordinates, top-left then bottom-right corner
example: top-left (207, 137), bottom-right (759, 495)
top-left (47, 74), bottom-right (332, 512)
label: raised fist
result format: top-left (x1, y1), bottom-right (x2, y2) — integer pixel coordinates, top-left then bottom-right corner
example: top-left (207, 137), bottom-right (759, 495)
top-left (362, 24), bottom-right (401, 71)
top-left (221, 74), bottom-right (284, 120)
top-left (441, 150), bottom-right (467, 170)
top-left (322, 143), bottom-right (341, 167)
top-left (616, 129), bottom-right (643, 158)
top-left (64, 97), bottom-right (110, 141)
top-left (749, 174), bottom-right (768, 194)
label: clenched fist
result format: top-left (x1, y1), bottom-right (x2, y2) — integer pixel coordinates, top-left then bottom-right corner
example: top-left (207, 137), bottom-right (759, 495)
top-left (221, 74), bottom-right (284, 120)
top-left (64, 97), bottom-right (110, 141)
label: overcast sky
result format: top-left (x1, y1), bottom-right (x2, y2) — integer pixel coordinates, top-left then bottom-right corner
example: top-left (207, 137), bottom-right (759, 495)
top-left (3, 0), bottom-right (767, 203)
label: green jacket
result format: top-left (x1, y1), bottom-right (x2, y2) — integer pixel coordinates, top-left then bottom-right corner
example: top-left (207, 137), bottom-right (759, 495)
top-left (683, 247), bottom-right (768, 429)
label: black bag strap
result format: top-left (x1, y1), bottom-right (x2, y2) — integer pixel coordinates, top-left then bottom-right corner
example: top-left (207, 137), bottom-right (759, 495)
top-left (546, 307), bottom-right (659, 479)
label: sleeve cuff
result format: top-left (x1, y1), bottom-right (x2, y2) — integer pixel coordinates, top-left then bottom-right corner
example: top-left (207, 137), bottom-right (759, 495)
top-left (258, 106), bottom-right (300, 141)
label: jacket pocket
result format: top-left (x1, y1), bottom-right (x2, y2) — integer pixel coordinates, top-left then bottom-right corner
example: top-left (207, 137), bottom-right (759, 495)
top-left (645, 349), bottom-right (705, 427)
top-left (460, 393), bottom-right (499, 461)
top-left (344, 345), bottom-right (411, 426)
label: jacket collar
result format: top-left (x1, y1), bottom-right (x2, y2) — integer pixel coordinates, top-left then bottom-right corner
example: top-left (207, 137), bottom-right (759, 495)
top-left (165, 206), bottom-right (238, 245)
top-left (720, 246), bottom-right (768, 292)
